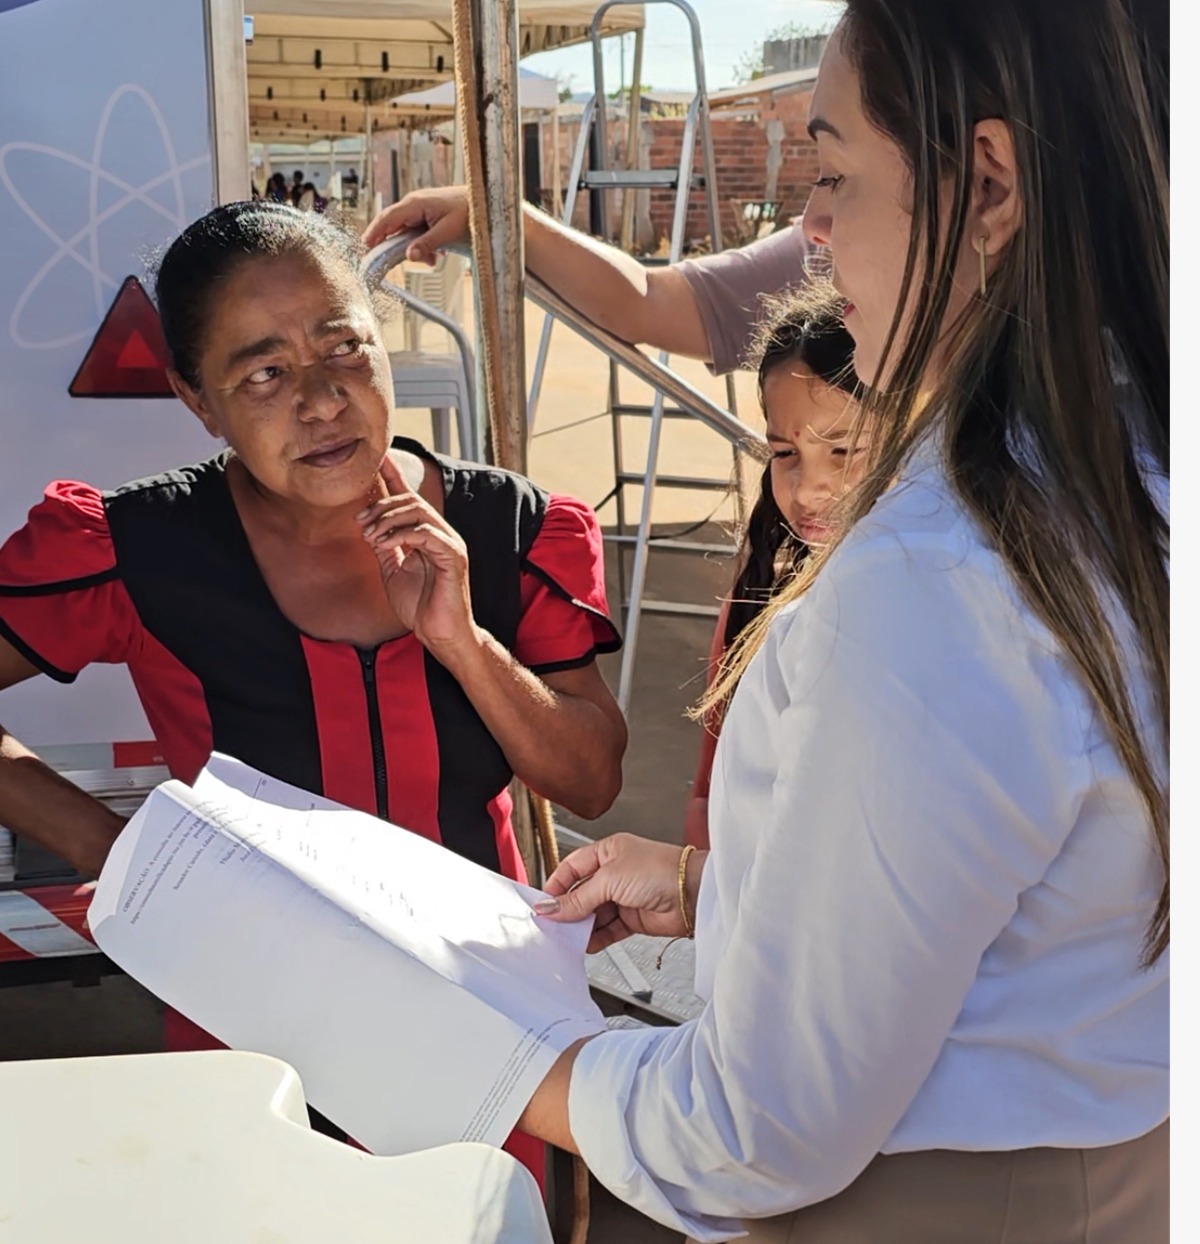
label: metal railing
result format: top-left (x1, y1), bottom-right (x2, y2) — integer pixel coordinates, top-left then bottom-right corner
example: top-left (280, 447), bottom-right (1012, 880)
top-left (363, 232), bottom-right (769, 465)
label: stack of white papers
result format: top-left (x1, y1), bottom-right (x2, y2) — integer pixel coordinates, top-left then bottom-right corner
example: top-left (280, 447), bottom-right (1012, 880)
top-left (89, 754), bottom-right (606, 1154)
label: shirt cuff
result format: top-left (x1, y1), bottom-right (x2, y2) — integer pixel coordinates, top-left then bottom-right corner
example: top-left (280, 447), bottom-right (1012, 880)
top-left (568, 1027), bottom-right (746, 1242)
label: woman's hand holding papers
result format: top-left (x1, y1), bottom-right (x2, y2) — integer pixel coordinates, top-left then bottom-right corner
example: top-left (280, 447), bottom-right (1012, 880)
top-left (535, 833), bottom-right (708, 953)
top-left (520, 834), bottom-right (709, 1152)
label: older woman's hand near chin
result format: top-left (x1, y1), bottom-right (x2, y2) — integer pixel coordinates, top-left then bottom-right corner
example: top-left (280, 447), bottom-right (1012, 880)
top-left (359, 453), bottom-right (628, 822)
top-left (535, 833), bottom-right (708, 953)
top-left (357, 453), bottom-right (479, 656)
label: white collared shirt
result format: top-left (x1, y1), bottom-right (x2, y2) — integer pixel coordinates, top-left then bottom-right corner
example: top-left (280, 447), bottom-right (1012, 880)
top-left (568, 442), bottom-right (1169, 1242)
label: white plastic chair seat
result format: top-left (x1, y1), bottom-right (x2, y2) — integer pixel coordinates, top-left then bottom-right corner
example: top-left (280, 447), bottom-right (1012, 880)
top-left (389, 351), bottom-right (476, 459)
top-left (0, 1050), bottom-right (552, 1243)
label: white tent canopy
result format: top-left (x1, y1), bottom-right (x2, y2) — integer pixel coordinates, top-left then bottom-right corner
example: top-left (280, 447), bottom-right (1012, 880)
top-left (245, 0), bottom-right (641, 142)
top-left (388, 67), bottom-right (560, 118)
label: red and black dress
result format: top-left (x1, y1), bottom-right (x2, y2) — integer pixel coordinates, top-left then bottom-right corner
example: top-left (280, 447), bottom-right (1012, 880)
top-left (0, 435), bottom-right (620, 1176)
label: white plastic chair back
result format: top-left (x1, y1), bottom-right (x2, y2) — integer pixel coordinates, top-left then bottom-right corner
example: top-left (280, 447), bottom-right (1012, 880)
top-left (401, 252), bottom-right (467, 354)
top-left (379, 257), bottom-right (478, 461)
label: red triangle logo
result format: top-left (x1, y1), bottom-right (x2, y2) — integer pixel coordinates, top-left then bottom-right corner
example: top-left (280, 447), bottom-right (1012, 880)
top-left (69, 276), bottom-right (174, 398)
top-left (115, 330), bottom-right (161, 371)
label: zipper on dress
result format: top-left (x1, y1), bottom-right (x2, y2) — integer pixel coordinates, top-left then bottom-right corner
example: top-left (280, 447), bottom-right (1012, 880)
top-left (357, 646), bottom-right (389, 819)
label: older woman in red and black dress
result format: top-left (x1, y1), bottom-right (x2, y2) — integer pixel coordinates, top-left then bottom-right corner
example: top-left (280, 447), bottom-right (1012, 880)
top-left (0, 201), bottom-right (627, 1184)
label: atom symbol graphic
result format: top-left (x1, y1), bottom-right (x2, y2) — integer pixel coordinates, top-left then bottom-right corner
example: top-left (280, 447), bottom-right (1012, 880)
top-left (0, 83), bottom-right (211, 350)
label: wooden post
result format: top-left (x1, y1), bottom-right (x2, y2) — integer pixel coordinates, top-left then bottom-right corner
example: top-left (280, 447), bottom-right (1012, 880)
top-left (465, 0), bottom-right (527, 474)
top-left (452, 0), bottom-right (535, 880)
top-left (619, 25), bottom-right (645, 253)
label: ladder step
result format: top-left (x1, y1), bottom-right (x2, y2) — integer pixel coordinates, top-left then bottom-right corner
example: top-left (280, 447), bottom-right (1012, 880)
top-left (605, 535), bottom-right (736, 557)
top-left (580, 170), bottom-right (704, 190)
top-left (615, 471), bottom-right (730, 491)
top-left (631, 600), bottom-right (722, 619)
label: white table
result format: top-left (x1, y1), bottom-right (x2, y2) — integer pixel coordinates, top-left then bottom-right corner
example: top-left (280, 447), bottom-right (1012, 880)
top-left (0, 1050), bottom-right (553, 1244)
top-left (588, 934), bottom-right (704, 1026)
top-left (554, 827), bottom-right (705, 1028)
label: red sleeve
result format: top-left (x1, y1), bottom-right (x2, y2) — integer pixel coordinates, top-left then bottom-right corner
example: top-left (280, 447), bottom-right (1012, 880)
top-left (514, 493), bottom-right (622, 674)
top-left (0, 482), bottom-right (140, 682)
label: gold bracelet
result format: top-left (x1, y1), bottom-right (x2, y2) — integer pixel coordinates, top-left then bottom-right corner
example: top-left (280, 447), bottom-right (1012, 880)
top-left (656, 845), bottom-right (697, 971)
top-left (677, 843), bottom-right (696, 938)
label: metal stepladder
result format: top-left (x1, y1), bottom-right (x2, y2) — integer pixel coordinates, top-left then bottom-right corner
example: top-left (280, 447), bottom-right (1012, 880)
top-left (526, 0), bottom-right (746, 713)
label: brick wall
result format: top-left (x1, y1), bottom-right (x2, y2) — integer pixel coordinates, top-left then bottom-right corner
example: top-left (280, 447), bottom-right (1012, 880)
top-left (538, 84), bottom-right (819, 253)
top-left (646, 117), bottom-right (774, 247)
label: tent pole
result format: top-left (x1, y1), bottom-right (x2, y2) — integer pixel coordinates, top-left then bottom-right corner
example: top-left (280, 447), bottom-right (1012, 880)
top-left (550, 102), bottom-right (562, 218)
top-left (363, 101), bottom-right (373, 215)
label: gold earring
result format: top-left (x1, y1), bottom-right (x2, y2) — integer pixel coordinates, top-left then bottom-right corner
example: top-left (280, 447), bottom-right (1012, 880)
top-left (977, 235), bottom-right (989, 297)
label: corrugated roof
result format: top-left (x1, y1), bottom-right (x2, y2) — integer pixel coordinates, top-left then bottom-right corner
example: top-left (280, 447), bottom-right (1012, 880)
top-left (641, 89), bottom-right (694, 105)
top-left (709, 65), bottom-right (820, 105)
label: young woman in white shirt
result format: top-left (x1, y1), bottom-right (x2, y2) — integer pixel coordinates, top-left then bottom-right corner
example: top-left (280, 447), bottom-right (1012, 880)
top-left (516, 1), bottom-right (1169, 1239)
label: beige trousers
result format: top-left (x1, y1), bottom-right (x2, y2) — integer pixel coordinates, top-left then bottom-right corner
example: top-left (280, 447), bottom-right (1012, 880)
top-left (690, 1121), bottom-right (1169, 1244)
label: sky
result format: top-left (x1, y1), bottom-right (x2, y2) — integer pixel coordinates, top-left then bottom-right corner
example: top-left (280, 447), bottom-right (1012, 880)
top-left (523, 1), bottom-right (843, 96)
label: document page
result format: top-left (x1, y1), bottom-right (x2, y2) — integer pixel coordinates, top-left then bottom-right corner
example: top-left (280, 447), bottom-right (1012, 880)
top-left (89, 756), bottom-right (605, 1154)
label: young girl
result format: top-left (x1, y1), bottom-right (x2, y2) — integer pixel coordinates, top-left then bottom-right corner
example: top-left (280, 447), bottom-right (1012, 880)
top-left (685, 296), bottom-right (863, 849)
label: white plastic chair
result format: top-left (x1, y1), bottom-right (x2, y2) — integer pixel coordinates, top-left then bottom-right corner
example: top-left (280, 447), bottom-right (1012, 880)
top-left (400, 253), bottom-right (467, 352)
top-left (381, 253), bottom-right (479, 461)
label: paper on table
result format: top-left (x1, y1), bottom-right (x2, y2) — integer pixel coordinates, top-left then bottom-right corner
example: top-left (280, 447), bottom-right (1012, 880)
top-left (89, 754), bottom-right (606, 1155)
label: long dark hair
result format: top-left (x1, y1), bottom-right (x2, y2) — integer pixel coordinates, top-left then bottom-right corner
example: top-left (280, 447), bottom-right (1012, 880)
top-left (706, 0), bottom-right (1170, 962)
top-left (723, 295), bottom-right (860, 651)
